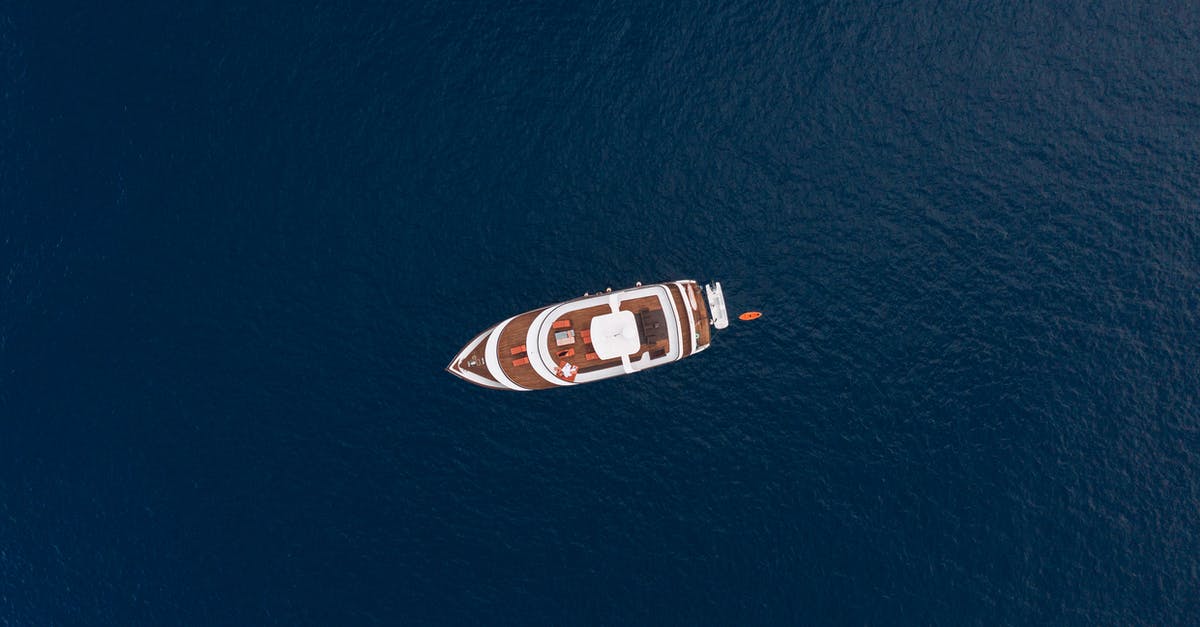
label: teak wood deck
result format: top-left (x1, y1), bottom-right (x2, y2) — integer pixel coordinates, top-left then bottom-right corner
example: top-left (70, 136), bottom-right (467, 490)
top-left (684, 282), bottom-right (711, 349)
top-left (498, 293), bottom-right (684, 388)
top-left (550, 295), bottom-right (669, 375)
top-left (456, 329), bottom-right (499, 385)
top-left (496, 309), bottom-right (548, 389)
top-left (450, 280), bottom-right (715, 391)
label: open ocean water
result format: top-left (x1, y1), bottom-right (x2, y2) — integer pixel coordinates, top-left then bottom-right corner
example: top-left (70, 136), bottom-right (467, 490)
top-left (3, 1), bottom-right (1199, 624)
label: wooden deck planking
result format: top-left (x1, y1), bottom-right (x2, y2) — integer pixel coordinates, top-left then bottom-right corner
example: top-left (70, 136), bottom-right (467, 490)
top-left (497, 309), bottom-right (553, 389)
top-left (618, 295), bottom-right (672, 365)
top-left (463, 363), bottom-right (496, 382)
top-left (544, 302), bottom-right (609, 371)
top-left (667, 284), bottom-right (693, 359)
top-left (461, 357), bottom-right (497, 384)
top-left (687, 282), bottom-right (711, 347)
top-left (457, 283), bottom-right (713, 390)
top-left (540, 294), bottom-right (671, 374)
top-left (453, 327), bottom-right (500, 384)
top-left (458, 358), bottom-right (495, 382)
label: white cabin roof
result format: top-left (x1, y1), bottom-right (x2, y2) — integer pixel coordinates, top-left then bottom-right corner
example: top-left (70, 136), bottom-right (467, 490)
top-left (589, 310), bottom-right (640, 359)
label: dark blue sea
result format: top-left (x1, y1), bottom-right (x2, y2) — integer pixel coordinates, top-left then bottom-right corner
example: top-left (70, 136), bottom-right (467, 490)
top-left (3, 2), bottom-right (1199, 624)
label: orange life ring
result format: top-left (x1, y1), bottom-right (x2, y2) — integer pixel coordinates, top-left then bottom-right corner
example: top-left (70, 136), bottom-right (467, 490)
top-left (738, 311), bottom-right (762, 321)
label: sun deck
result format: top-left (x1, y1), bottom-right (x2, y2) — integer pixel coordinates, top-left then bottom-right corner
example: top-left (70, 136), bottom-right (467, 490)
top-left (448, 280), bottom-right (717, 390)
top-left (531, 286), bottom-right (684, 384)
top-left (542, 294), bottom-right (669, 376)
top-left (495, 309), bottom-right (548, 389)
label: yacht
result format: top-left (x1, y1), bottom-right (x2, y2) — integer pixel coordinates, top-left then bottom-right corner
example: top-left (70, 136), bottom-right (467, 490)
top-left (447, 280), bottom-right (729, 390)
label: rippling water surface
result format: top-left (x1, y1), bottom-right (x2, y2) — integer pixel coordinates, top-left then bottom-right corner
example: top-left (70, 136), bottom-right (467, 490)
top-left (3, 2), bottom-right (1198, 623)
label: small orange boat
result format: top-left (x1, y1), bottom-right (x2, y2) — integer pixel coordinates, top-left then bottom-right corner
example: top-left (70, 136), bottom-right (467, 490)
top-left (738, 311), bottom-right (762, 321)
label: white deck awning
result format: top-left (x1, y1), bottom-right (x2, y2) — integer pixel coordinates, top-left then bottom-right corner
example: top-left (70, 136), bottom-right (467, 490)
top-left (589, 310), bottom-right (640, 360)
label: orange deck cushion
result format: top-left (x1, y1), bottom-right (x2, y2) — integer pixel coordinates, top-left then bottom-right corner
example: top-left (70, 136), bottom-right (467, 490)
top-left (510, 345), bottom-right (527, 355)
top-left (512, 357), bottom-right (529, 366)
top-left (581, 329), bottom-right (591, 342)
top-left (585, 352), bottom-right (598, 361)
top-left (552, 320), bottom-right (571, 329)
